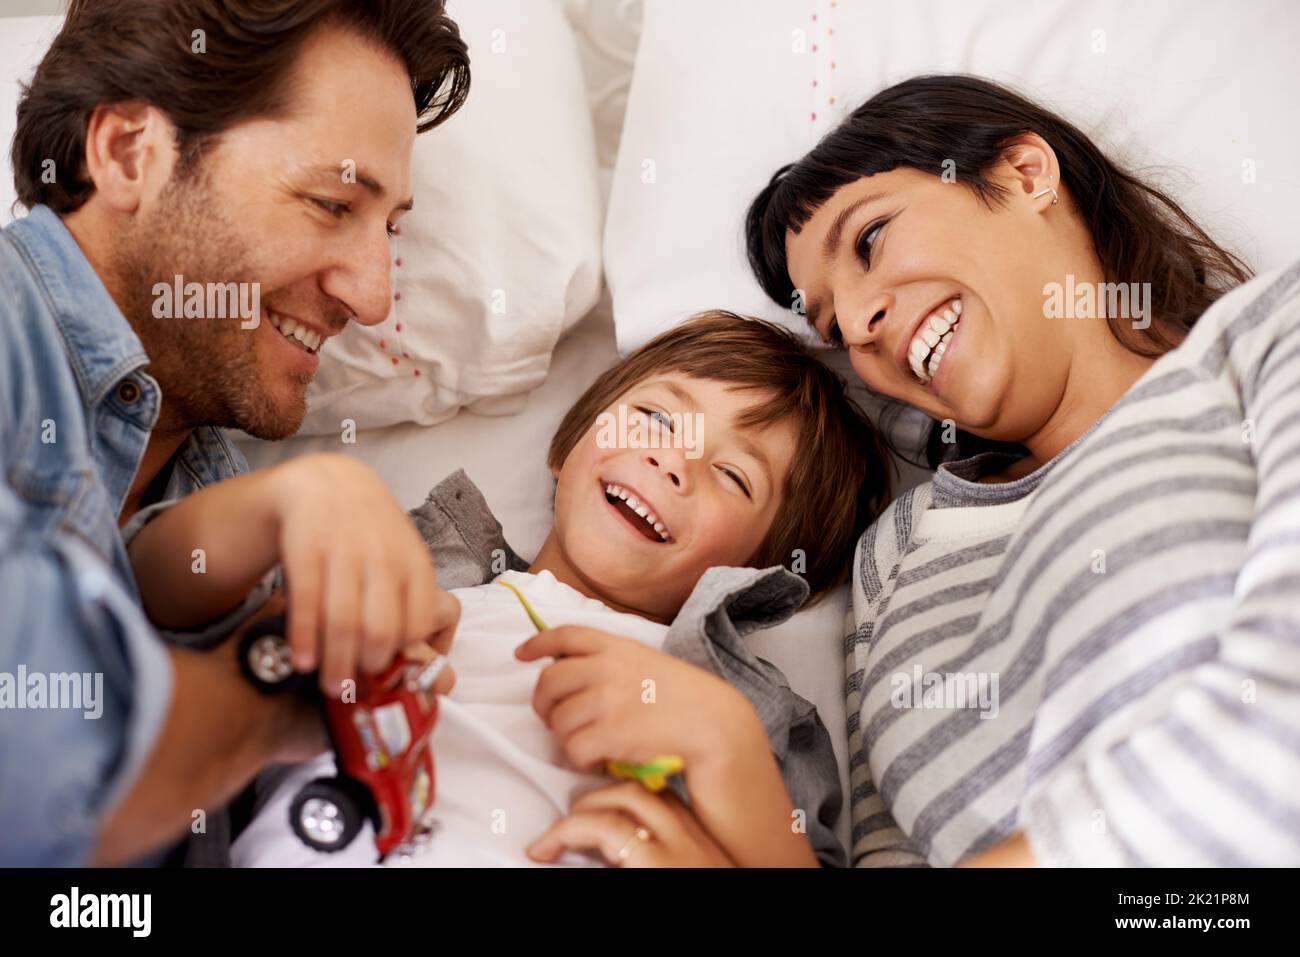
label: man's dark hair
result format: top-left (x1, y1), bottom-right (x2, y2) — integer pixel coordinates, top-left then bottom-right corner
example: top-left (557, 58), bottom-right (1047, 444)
top-left (12, 0), bottom-right (471, 214)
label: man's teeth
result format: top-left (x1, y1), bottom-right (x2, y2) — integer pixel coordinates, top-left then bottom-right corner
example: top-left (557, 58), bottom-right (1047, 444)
top-left (267, 310), bottom-right (322, 353)
top-left (604, 483), bottom-right (671, 541)
top-left (908, 298), bottom-right (962, 384)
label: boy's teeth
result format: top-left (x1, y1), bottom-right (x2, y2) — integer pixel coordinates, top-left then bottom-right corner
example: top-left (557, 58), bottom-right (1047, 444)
top-left (603, 482), bottom-right (671, 541)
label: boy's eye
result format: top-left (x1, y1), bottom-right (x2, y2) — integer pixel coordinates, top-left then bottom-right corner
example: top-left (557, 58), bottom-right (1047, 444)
top-left (825, 316), bottom-right (844, 347)
top-left (719, 466), bottom-right (751, 499)
top-left (636, 406), bottom-right (675, 433)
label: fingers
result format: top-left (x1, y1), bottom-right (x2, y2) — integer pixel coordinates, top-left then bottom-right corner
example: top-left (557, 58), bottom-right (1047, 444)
top-left (526, 811), bottom-right (655, 867)
top-left (515, 625), bottom-right (609, 662)
top-left (284, 542), bottom-right (324, 672)
top-left (423, 588), bottom-right (460, 655)
top-left (531, 656), bottom-right (600, 726)
top-left (320, 555), bottom-right (362, 695)
top-left (569, 782), bottom-right (683, 842)
top-left (563, 725), bottom-right (612, 772)
top-left (359, 567), bottom-right (401, 675)
top-left (431, 660), bottom-right (456, 695)
top-left (548, 689), bottom-right (600, 739)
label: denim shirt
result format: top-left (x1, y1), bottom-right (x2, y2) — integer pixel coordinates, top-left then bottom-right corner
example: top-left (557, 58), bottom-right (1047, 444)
top-left (0, 205), bottom-right (249, 865)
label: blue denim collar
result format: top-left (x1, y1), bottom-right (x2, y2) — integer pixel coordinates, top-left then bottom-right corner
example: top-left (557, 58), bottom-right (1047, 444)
top-left (4, 204), bottom-right (150, 406)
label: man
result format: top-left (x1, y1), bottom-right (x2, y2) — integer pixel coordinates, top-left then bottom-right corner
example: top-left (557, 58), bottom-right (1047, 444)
top-left (0, 0), bottom-right (469, 865)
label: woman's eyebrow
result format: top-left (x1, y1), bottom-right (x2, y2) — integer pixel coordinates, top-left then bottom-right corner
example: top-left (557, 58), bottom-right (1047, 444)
top-left (822, 191), bottom-right (884, 260)
top-left (804, 192), bottom-right (885, 332)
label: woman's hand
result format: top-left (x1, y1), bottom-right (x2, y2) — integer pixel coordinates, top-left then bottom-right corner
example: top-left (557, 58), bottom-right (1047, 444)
top-left (271, 453), bottom-right (460, 695)
top-left (527, 782), bottom-right (735, 867)
top-left (514, 625), bottom-right (753, 771)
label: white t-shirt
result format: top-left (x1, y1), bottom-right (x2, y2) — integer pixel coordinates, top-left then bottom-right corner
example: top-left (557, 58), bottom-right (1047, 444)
top-left (232, 570), bottom-right (668, 867)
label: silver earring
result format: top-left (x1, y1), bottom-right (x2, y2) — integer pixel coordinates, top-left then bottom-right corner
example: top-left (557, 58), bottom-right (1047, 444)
top-left (1032, 185), bottom-right (1059, 205)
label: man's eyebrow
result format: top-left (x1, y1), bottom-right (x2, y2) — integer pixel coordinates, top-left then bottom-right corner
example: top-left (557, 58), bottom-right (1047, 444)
top-left (305, 164), bottom-right (414, 212)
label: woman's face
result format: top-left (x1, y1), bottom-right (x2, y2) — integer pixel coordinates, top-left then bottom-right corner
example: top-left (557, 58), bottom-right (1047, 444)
top-left (784, 156), bottom-right (1098, 445)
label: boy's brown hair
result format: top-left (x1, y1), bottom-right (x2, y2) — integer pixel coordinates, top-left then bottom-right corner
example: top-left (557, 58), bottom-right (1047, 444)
top-left (548, 310), bottom-right (893, 603)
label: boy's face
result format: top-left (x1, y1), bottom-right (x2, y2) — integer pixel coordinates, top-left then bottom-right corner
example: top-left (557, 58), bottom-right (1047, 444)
top-left (545, 373), bottom-right (798, 622)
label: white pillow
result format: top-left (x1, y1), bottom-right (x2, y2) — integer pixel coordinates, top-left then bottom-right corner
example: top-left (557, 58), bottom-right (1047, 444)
top-left (605, 0), bottom-right (1300, 355)
top-left (0, 3), bottom-right (605, 434)
top-left (0, 16), bottom-right (63, 224)
top-left (301, 0), bottom-right (603, 432)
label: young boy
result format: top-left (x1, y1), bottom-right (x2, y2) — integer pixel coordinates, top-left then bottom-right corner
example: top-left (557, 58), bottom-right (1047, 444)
top-left (133, 311), bottom-right (891, 867)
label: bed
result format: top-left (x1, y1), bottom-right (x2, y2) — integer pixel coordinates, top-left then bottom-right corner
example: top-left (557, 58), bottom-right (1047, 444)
top-left (3, 0), bottom-right (1295, 866)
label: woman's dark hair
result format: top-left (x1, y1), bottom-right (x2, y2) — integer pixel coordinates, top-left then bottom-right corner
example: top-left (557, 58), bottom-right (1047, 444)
top-left (13, 0), bottom-right (471, 214)
top-left (745, 74), bottom-right (1251, 466)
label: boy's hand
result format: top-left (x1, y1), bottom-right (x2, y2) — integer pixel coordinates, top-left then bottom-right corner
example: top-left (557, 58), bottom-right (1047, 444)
top-left (270, 453), bottom-right (460, 694)
top-left (526, 782), bottom-right (734, 867)
top-left (515, 625), bottom-right (758, 772)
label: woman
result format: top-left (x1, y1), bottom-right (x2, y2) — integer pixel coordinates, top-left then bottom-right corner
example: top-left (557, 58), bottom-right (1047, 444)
top-left (529, 74), bottom-right (1299, 867)
top-left (741, 74), bottom-right (1299, 866)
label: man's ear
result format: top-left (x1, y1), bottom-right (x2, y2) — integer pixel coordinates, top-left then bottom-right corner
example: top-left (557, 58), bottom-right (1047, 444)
top-left (996, 133), bottom-right (1061, 211)
top-left (82, 101), bottom-right (179, 213)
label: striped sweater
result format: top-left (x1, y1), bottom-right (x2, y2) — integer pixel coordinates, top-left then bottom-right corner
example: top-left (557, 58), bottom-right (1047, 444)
top-left (846, 260), bottom-right (1300, 867)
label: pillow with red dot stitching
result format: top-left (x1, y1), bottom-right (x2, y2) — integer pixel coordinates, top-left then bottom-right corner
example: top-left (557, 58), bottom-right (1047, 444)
top-left (298, 0), bottom-right (603, 433)
top-left (604, 0), bottom-right (1300, 356)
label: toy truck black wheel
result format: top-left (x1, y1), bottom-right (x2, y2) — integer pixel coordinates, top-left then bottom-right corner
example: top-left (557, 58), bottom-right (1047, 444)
top-left (290, 778), bottom-right (370, 853)
top-left (238, 613), bottom-right (304, 693)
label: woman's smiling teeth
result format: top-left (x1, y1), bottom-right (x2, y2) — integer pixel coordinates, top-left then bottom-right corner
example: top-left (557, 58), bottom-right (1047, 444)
top-left (908, 297), bottom-right (962, 384)
top-left (604, 483), bottom-right (672, 542)
top-left (268, 310), bottom-right (323, 354)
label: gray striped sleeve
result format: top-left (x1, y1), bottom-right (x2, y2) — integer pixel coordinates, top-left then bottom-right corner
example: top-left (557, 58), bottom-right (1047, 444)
top-left (1021, 261), bottom-right (1300, 866)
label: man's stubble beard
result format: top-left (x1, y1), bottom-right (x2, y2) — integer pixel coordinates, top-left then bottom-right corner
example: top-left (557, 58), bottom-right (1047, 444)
top-left (110, 164), bottom-right (310, 441)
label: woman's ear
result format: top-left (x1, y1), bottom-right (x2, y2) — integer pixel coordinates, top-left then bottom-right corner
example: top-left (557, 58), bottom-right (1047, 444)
top-left (997, 133), bottom-right (1061, 211)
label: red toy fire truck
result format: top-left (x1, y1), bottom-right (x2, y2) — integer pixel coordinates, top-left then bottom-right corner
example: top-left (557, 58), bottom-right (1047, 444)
top-left (238, 613), bottom-right (444, 860)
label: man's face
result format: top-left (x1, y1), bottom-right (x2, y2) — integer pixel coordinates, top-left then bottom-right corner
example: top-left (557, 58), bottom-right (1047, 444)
top-left (548, 373), bottom-right (797, 622)
top-left (115, 26), bottom-right (417, 439)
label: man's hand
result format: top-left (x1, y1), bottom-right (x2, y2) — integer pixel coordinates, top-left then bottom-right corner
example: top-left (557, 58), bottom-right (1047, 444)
top-left (91, 593), bottom-right (328, 865)
top-left (514, 625), bottom-right (753, 771)
top-left (269, 453), bottom-right (460, 695)
top-left (527, 782), bottom-right (735, 867)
